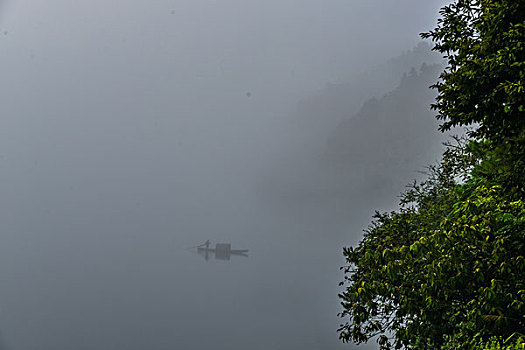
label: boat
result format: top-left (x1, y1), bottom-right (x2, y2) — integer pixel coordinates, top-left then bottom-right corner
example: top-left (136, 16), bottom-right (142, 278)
top-left (196, 241), bottom-right (249, 260)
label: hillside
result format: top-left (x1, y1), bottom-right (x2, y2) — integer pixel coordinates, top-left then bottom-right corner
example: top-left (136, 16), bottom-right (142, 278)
top-left (289, 42), bottom-right (442, 142)
top-left (321, 62), bottom-right (446, 200)
top-left (261, 45), bottom-right (447, 209)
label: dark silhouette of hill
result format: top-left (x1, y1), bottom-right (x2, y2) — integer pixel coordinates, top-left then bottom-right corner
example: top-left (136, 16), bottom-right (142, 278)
top-left (288, 42), bottom-right (442, 144)
top-left (260, 43), bottom-right (447, 211)
top-left (321, 62), bottom-right (446, 202)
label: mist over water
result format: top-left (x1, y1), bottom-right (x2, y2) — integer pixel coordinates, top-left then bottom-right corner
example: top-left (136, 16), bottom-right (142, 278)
top-left (0, 1), bottom-right (448, 349)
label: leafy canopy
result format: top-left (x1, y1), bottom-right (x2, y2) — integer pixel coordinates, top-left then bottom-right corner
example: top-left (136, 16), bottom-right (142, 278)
top-left (421, 0), bottom-right (525, 142)
top-left (338, 0), bottom-right (525, 349)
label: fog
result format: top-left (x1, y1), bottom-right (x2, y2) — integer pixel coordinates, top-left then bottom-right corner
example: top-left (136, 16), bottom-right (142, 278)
top-left (0, 1), bottom-right (448, 349)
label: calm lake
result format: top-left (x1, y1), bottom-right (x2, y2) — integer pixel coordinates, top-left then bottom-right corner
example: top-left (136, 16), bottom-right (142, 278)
top-left (0, 182), bottom-right (379, 350)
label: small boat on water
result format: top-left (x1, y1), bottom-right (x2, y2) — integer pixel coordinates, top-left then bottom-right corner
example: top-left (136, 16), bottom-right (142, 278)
top-left (197, 241), bottom-right (249, 260)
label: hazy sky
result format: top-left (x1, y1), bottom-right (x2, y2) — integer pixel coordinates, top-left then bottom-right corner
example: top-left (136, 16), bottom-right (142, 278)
top-left (0, 1), bottom-right (449, 349)
top-left (2, 1), bottom-right (446, 79)
top-left (0, 0), bottom-right (448, 193)
top-left (0, 0), bottom-right (448, 221)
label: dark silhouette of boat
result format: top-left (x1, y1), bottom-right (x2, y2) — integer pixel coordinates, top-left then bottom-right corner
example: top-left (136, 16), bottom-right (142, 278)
top-left (196, 241), bottom-right (249, 260)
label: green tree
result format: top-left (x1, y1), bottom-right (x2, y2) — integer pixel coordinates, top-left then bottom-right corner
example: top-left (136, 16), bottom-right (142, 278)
top-left (422, 0), bottom-right (525, 192)
top-left (338, 1), bottom-right (525, 348)
top-left (476, 337), bottom-right (525, 350)
top-left (338, 147), bottom-right (525, 348)
top-left (421, 0), bottom-right (525, 142)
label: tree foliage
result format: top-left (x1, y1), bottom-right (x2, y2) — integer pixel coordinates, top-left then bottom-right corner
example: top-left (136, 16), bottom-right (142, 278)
top-left (421, 0), bottom-right (525, 141)
top-left (338, 1), bottom-right (525, 348)
top-left (339, 143), bottom-right (525, 348)
top-left (476, 337), bottom-right (525, 350)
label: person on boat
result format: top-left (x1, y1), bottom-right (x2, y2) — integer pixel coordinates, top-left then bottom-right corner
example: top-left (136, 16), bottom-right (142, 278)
top-left (200, 240), bottom-right (210, 249)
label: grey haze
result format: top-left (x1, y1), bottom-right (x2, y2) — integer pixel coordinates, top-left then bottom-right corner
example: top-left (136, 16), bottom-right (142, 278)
top-left (0, 1), bottom-right (448, 349)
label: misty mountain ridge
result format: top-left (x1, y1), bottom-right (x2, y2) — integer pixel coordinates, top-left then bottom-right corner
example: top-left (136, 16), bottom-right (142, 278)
top-left (288, 41), bottom-right (443, 142)
top-left (322, 62), bottom-right (445, 198)
top-left (261, 44), bottom-right (447, 211)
